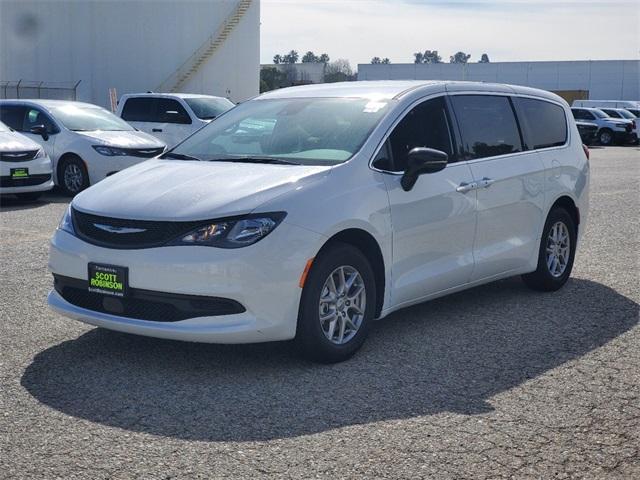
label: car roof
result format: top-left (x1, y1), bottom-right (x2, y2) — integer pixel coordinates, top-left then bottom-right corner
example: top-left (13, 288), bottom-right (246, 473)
top-left (119, 93), bottom-right (229, 100)
top-left (0, 99), bottom-right (103, 110)
top-left (257, 80), bottom-right (565, 103)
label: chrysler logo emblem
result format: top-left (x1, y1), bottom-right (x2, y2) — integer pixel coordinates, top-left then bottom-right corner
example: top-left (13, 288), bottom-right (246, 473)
top-left (93, 224), bottom-right (147, 234)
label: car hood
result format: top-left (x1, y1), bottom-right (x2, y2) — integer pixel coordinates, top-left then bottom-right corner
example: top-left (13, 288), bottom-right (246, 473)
top-left (73, 159), bottom-right (331, 221)
top-left (75, 130), bottom-right (166, 148)
top-left (603, 118), bottom-right (632, 125)
top-left (0, 131), bottom-right (41, 152)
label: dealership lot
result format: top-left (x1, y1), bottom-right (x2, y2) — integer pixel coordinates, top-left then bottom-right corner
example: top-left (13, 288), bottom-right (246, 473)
top-left (1, 147), bottom-right (638, 478)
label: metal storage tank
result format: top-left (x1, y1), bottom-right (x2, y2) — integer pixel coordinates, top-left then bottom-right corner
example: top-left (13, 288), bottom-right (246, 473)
top-left (0, 0), bottom-right (260, 106)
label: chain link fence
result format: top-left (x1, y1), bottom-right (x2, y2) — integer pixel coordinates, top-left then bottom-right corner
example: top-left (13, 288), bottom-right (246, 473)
top-left (0, 80), bottom-right (82, 101)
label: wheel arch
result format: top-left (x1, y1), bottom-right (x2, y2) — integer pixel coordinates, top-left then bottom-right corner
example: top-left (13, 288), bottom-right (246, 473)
top-left (318, 228), bottom-right (386, 319)
top-left (549, 195), bottom-right (580, 235)
top-left (56, 152), bottom-right (86, 185)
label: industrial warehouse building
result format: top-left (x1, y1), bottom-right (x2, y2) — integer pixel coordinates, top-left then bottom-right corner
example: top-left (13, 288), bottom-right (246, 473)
top-left (0, 0), bottom-right (260, 107)
top-left (358, 60), bottom-right (640, 103)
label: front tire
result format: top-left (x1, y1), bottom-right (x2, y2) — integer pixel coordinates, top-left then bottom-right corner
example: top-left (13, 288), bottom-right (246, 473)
top-left (59, 156), bottom-right (89, 196)
top-left (598, 128), bottom-right (614, 146)
top-left (522, 207), bottom-right (577, 292)
top-left (295, 242), bottom-right (376, 363)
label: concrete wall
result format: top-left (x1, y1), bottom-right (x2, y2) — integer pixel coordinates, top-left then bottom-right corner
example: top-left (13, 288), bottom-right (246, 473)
top-left (358, 60), bottom-right (640, 101)
top-left (0, 0), bottom-right (260, 106)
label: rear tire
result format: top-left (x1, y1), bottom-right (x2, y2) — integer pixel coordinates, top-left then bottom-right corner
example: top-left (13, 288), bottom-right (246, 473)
top-left (59, 156), bottom-right (89, 196)
top-left (15, 192), bottom-right (42, 202)
top-left (522, 207), bottom-right (577, 292)
top-left (295, 242), bottom-right (376, 363)
top-left (598, 128), bottom-right (614, 146)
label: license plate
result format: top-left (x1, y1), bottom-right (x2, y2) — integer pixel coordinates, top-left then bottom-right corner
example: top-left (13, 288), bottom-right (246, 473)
top-left (88, 263), bottom-right (128, 297)
top-left (10, 167), bottom-right (29, 179)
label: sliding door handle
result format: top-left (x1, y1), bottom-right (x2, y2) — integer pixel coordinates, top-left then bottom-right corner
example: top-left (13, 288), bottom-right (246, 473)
top-left (478, 177), bottom-right (496, 188)
top-left (456, 181), bottom-right (477, 194)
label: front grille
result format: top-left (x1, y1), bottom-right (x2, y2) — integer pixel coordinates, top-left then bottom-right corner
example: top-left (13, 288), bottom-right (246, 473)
top-left (72, 208), bottom-right (207, 249)
top-left (54, 274), bottom-right (245, 322)
top-left (0, 150), bottom-right (40, 162)
top-left (0, 174), bottom-right (51, 187)
top-left (123, 147), bottom-right (165, 158)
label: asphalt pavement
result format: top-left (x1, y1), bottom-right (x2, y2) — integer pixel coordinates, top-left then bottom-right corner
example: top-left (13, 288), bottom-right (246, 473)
top-left (1, 146), bottom-right (638, 479)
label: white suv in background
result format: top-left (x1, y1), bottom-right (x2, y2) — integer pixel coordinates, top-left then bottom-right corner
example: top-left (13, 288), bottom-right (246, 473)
top-left (0, 120), bottom-right (53, 201)
top-left (49, 81), bottom-right (589, 363)
top-left (0, 100), bottom-right (166, 195)
top-left (571, 107), bottom-right (635, 146)
top-left (117, 93), bottom-right (235, 148)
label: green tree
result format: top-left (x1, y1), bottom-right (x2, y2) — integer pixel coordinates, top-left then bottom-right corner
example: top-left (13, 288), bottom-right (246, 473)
top-left (318, 53), bottom-right (330, 64)
top-left (450, 51), bottom-right (471, 64)
top-left (324, 59), bottom-right (354, 83)
top-left (273, 54), bottom-right (283, 64)
top-left (479, 53), bottom-right (490, 63)
top-left (381, 58), bottom-right (391, 64)
top-left (371, 57), bottom-right (382, 64)
top-left (260, 67), bottom-right (289, 92)
top-left (415, 50), bottom-right (442, 64)
top-left (302, 51), bottom-right (318, 63)
top-left (283, 50), bottom-right (299, 64)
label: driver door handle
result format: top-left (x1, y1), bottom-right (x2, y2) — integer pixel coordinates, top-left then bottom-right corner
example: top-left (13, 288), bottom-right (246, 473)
top-left (456, 181), bottom-right (478, 194)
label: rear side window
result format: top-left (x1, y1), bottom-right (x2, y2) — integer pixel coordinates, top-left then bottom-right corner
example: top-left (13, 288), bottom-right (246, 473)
top-left (121, 98), bottom-right (155, 122)
top-left (450, 95), bottom-right (522, 160)
top-left (0, 105), bottom-right (28, 131)
top-left (601, 109), bottom-right (621, 118)
top-left (516, 98), bottom-right (567, 149)
top-left (155, 99), bottom-right (191, 124)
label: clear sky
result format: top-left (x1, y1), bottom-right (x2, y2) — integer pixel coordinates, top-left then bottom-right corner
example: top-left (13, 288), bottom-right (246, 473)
top-left (260, 0), bottom-right (640, 68)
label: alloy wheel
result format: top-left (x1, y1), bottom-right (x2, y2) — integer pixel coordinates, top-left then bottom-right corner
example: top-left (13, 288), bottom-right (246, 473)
top-left (546, 221), bottom-right (571, 278)
top-left (318, 265), bottom-right (366, 345)
top-left (64, 163), bottom-right (84, 194)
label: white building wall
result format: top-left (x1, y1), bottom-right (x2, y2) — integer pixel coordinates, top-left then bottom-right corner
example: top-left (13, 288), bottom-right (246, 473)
top-left (358, 60), bottom-right (640, 100)
top-left (0, 0), bottom-right (260, 106)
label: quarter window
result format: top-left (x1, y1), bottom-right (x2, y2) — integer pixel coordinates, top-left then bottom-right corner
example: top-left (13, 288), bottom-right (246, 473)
top-left (517, 98), bottom-right (567, 149)
top-left (385, 96), bottom-right (455, 172)
top-left (450, 95), bottom-right (522, 160)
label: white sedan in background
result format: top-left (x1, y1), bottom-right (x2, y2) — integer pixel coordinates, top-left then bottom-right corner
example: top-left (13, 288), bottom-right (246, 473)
top-left (0, 120), bottom-right (53, 201)
top-left (0, 100), bottom-right (166, 195)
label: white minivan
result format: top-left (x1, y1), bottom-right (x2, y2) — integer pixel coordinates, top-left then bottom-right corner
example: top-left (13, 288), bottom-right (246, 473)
top-left (48, 81), bottom-right (589, 363)
top-left (0, 100), bottom-right (166, 196)
top-left (0, 120), bottom-right (53, 200)
top-left (117, 93), bottom-right (235, 148)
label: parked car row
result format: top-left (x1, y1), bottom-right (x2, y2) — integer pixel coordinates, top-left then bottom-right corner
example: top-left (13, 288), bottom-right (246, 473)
top-left (571, 100), bottom-right (639, 146)
top-left (0, 94), bottom-right (234, 200)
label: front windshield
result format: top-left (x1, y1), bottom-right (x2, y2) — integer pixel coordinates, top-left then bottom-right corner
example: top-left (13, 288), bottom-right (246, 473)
top-left (185, 97), bottom-right (235, 120)
top-left (592, 109), bottom-right (609, 119)
top-left (0, 121), bottom-right (9, 132)
top-left (171, 97), bottom-right (391, 165)
top-left (617, 110), bottom-right (636, 119)
top-left (50, 104), bottom-right (134, 132)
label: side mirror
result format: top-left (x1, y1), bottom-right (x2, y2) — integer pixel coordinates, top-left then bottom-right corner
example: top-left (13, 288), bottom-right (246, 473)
top-left (29, 124), bottom-right (49, 141)
top-left (400, 147), bottom-right (448, 191)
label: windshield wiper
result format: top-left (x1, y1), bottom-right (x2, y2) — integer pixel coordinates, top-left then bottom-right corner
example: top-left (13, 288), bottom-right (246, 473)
top-left (206, 156), bottom-right (300, 165)
top-left (161, 152), bottom-right (202, 161)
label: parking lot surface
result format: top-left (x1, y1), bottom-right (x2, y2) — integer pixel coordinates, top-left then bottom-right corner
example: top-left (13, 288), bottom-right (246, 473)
top-left (1, 147), bottom-right (639, 479)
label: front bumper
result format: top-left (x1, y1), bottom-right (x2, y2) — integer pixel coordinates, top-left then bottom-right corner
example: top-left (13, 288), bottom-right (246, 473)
top-left (48, 222), bottom-right (326, 343)
top-left (0, 155), bottom-right (54, 194)
top-left (613, 130), bottom-right (637, 144)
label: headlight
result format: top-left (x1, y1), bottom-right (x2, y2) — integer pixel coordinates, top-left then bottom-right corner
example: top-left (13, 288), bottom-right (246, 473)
top-left (34, 148), bottom-right (46, 159)
top-left (170, 212), bottom-right (286, 248)
top-left (58, 205), bottom-right (75, 235)
top-left (92, 146), bottom-right (129, 156)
